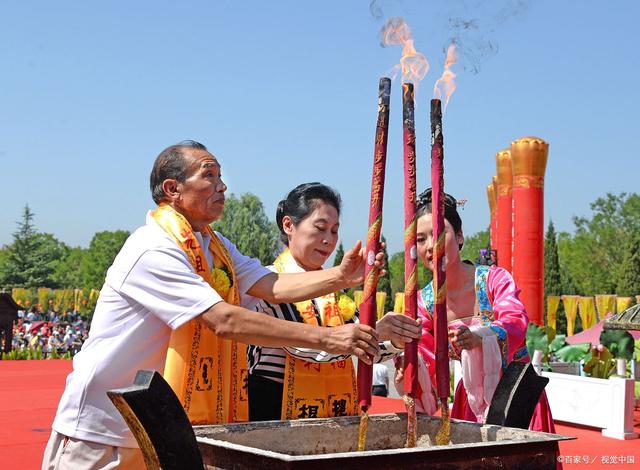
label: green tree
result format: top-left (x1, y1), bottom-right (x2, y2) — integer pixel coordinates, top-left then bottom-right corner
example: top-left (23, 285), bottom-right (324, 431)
top-left (332, 242), bottom-right (345, 267)
top-left (558, 193), bottom-right (640, 294)
top-left (460, 228), bottom-right (490, 263)
top-left (0, 246), bottom-right (10, 288)
top-left (1, 205), bottom-right (38, 287)
top-left (616, 234), bottom-right (640, 297)
top-left (544, 221), bottom-right (567, 333)
top-left (389, 251), bottom-right (405, 301)
top-left (0, 205), bottom-right (65, 288)
top-left (211, 193), bottom-right (279, 265)
top-left (81, 231), bottom-right (130, 289)
top-left (557, 232), bottom-right (579, 295)
top-left (53, 246), bottom-right (86, 288)
top-left (33, 233), bottom-right (67, 287)
top-left (544, 221), bottom-right (562, 296)
top-left (377, 235), bottom-right (393, 312)
top-left (388, 249), bottom-right (432, 308)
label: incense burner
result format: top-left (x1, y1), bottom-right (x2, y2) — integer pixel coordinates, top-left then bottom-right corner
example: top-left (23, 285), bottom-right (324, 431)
top-left (194, 413), bottom-right (570, 469)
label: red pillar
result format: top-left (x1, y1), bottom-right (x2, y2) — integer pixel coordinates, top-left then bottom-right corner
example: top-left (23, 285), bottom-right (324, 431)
top-left (495, 150), bottom-right (513, 272)
top-left (511, 137), bottom-right (549, 326)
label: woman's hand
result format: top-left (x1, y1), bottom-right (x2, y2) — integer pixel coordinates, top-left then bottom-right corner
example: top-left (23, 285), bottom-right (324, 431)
top-left (376, 313), bottom-right (422, 348)
top-left (449, 325), bottom-right (482, 350)
top-left (338, 240), bottom-right (387, 287)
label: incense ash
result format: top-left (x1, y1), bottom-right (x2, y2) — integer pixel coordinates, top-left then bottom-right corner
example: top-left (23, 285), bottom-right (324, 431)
top-left (435, 399), bottom-right (451, 446)
top-left (403, 395), bottom-right (417, 448)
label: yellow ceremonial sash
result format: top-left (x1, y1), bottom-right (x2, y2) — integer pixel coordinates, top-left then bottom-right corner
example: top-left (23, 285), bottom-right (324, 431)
top-left (273, 249), bottom-right (358, 420)
top-left (153, 204), bottom-right (248, 424)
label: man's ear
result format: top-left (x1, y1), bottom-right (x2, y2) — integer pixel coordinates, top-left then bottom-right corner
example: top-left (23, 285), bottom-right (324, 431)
top-left (161, 179), bottom-right (180, 201)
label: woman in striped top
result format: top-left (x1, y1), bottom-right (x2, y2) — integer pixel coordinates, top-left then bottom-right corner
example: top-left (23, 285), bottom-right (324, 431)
top-left (248, 182), bottom-right (422, 421)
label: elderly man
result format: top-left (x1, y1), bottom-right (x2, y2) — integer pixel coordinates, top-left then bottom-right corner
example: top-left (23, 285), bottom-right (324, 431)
top-left (43, 141), bottom-right (387, 470)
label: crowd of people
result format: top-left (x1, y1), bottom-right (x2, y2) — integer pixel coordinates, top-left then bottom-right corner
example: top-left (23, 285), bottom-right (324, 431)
top-left (11, 307), bottom-right (89, 357)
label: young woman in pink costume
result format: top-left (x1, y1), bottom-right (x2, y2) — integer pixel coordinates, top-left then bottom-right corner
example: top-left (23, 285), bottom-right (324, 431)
top-left (396, 189), bottom-right (555, 433)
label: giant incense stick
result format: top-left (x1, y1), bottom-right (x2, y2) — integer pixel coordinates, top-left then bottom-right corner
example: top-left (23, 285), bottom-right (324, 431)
top-left (357, 77), bottom-right (390, 451)
top-left (430, 98), bottom-right (450, 445)
top-left (402, 82), bottom-right (419, 448)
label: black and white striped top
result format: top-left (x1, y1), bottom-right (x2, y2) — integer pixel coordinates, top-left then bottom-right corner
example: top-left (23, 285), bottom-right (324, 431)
top-left (248, 298), bottom-right (401, 384)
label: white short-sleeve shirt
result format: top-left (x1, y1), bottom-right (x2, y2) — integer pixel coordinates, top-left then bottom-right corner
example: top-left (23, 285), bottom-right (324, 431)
top-left (52, 213), bottom-right (270, 447)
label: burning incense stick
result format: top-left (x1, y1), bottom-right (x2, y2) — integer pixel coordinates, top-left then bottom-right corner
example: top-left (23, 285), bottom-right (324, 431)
top-left (357, 77), bottom-right (390, 452)
top-left (430, 98), bottom-right (451, 445)
top-left (401, 82), bottom-right (419, 448)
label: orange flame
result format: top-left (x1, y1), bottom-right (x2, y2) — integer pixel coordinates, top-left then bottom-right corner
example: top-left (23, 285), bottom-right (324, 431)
top-left (433, 43), bottom-right (457, 111)
top-left (380, 17), bottom-right (429, 85)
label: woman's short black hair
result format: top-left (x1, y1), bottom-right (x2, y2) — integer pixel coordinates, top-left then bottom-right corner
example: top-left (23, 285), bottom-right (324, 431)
top-left (276, 182), bottom-right (342, 246)
top-left (417, 188), bottom-right (464, 250)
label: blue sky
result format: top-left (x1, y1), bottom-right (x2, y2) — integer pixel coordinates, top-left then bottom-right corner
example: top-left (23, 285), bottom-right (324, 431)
top-left (2, 0), bottom-right (639, 256)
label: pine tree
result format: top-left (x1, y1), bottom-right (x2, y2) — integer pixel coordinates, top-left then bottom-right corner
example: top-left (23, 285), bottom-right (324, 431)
top-left (5, 205), bottom-right (38, 286)
top-left (544, 221), bottom-right (562, 296)
top-left (0, 205), bottom-right (64, 288)
top-left (332, 242), bottom-right (345, 267)
top-left (616, 234), bottom-right (640, 297)
top-left (544, 220), bottom-right (566, 333)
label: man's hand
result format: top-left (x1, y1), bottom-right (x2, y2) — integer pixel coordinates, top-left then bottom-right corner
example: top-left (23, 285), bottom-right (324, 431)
top-left (338, 240), bottom-right (387, 287)
top-left (376, 313), bottom-right (422, 348)
top-left (449, 325), bottom-right (482, 351)
top-left (322, 323), bottom-right (380, 365)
